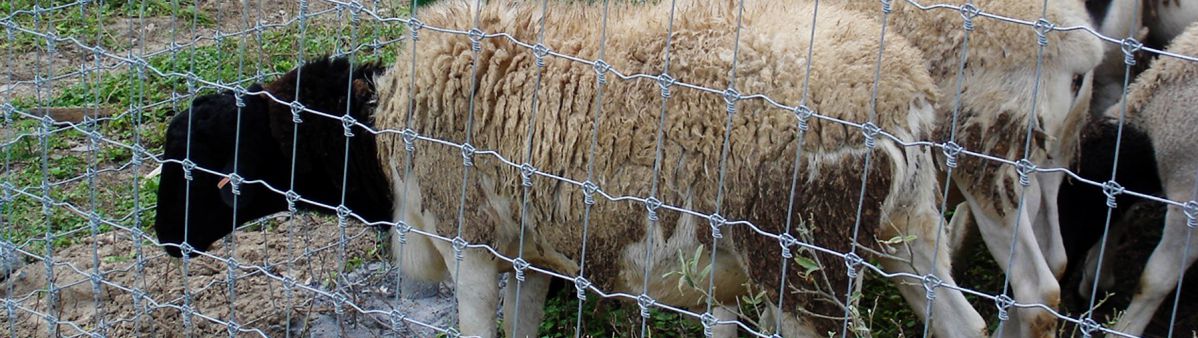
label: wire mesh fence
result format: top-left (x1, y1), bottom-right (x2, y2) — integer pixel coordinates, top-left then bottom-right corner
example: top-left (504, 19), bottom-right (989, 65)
top-left (0, 0), bottom-right (1195, 337)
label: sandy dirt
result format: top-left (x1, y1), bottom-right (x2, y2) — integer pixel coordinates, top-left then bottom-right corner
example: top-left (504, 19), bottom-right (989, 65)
top-left (0, 213), bottom-right (456, 337)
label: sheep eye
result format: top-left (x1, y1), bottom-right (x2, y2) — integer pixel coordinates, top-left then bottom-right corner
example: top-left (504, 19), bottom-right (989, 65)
top-left (1070, 73), bottom-right (1084, 96)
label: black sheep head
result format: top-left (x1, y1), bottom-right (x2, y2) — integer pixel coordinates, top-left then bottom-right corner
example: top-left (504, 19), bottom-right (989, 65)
top-left (154, 57), bottom-right (393, 258)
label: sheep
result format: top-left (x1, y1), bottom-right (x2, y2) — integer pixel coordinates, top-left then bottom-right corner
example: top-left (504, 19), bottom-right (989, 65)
top-left (371, 0), bottom-right (987, 337)
top-left (1085, 0), bottom-right (1198, 118)
top-left (1058, 21), bottom-right (1198, 337)
top-left (153, 56), bottom-right (394, 259)
top-left (818, 1), bottom-right (1105, 336)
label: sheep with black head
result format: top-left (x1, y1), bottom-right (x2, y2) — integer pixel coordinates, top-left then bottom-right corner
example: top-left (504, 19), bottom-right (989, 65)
top-left (154, 56), bottom-right (393, 258)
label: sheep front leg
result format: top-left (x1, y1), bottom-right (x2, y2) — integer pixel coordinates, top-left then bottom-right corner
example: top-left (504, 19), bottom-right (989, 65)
top-left (964, 185), bottom-right (1060, 338)
top-left (503, 271), bottom-right (550, 338)
top-left (1033, 171), bottom-right (1068, 280)
top-left (448, 249), bottom-right (500, 338)
top-left (881, 208), bottom-right (987, 338)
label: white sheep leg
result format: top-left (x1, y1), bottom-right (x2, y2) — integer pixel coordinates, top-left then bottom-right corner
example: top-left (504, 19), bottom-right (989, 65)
top-left (880, 210), bottom-right (987, 338)
top-left (946, 202), bottom-right (974, 256)
top-left (711, 306), bottom-right (737, 338)
top-left (1108, 204), bottom-right (1198, 337)
top-left (446, 250), bottom-right (501, 338)
top-left (503, 271), bottom-right (550, 338)
top-left (1033, 172), bottom-right (1068, 280)
top-left (966, 187), bottom-right (1060, 338)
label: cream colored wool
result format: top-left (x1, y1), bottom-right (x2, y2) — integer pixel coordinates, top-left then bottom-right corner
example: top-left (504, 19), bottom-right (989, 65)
top-left (371, 0), bottom-right (984, 336)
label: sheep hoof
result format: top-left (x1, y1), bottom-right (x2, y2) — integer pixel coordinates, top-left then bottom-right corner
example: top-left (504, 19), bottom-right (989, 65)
top-left (400, 277), bottom-right (440, 299)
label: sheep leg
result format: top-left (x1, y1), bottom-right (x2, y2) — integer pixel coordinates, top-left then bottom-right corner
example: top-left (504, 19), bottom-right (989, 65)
top-left (964, 186), bottom-right (1060, 338)
top-left (503, 271), bottom-right (549, 338)
top-left (1033, 171), bottom-right (1068, 280)
top-left (446, 249), bottom-right (500, 338)
top-left (946, 201), bottom-right (974, 256)
top-left (880, 208), bottom-right (988, 338)
top-left (1108, 203), bottom-right (1198, 337)
top-left (1077, 216), bottom-right (1129, 301)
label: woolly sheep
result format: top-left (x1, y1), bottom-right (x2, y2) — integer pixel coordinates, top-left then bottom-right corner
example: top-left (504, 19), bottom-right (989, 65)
top-left (1060, 21), bottom-right (1198, 337)
top-left (372, 0), bottom-right (986, 337)
top-left (1085, 0), bottom-right (1198, 118)
top-left (153, 56), bottom-right (394, 258)
top-left (820, 1), bottom-right (1105, 336)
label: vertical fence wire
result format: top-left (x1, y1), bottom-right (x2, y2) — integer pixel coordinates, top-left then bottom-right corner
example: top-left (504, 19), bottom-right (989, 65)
top-left (574, 1), bottom-right (613, 336)
top-left (639, 0), bottom-right (680, 335)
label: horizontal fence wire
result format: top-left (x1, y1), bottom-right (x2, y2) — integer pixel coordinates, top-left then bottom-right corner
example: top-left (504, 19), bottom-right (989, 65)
top-left (0, 0), bottom-right (1195, 337)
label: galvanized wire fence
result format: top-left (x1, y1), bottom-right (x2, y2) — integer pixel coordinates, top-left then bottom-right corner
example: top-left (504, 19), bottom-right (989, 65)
top-left (0, 0), bottom-right (1195, 337)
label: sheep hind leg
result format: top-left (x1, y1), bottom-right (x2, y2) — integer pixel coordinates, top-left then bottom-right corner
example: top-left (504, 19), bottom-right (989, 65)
top-left (1107, 205), bottom-right (1198, 338)
top-left (503, 271), bottom-right (550, 338)
top-left (880, 209), bottom-right (988, 338)
top-left (446, 249), bottom-right (501, 338)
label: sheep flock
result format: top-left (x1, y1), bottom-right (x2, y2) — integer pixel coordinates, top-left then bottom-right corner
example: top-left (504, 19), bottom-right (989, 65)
top-left (6, 0), bottom-right (1198, 337)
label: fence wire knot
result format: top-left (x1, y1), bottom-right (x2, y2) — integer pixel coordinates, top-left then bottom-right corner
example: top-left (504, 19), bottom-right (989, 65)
top-left (778, 233), bottom-right (798, 259)
top-left (341, 114), bottom-right (358, 137)
top-left (282, 276), bottom-right (297, 290)
top-left (794, 105), bottom-right (814, 132)
top-left (582, 181), bottom-right (598, 205)
top-left (861, 122), bottom-right (881, 149)
top-left (179, 242), bottom-right (196, 258)
top-left (289, 101), bottom-right (305, 123)
top-left (723, 88), bottom-right (740, 114)
top-left (452, 236), bottom-right (468, 261)
top-left (943, 141), bottom-right (962, 168)
top-left (460, 143), bottom-right (476, 167)
top-left (879, 0), bottom-right (893, 14)
top-left (1033, 19), bottom-right (1055, 46)
top-left (645, 197), bottom-right (662, 222)
top-left (395, 220), bottom-right (412, 244)
top-left (406, 17), bottom-right (424, 40)
top-left (1, 103), bottom-right (13, 122)
top-left (593, 59), bottom-right (611, 85)
top-left (1015, 159), bottom-right (1036, 186)
top-left (921, 274), bottom-right (943, 300)
top-left (1101, 180), bottom-right (1124, 208)
top-left (636, 294), bottom-right (656, 318)
top-left (532, 43), bottom-right (550, 68)
top-left (285, 190), bottom-right (300, 213)
top-left (959, 3), bottom-right (981, 31)
top-left (844, 252), bottom-right (863, 278)
top-left (227, 173), bottom-right (243, 195)
top-left (1121, 38), bottom-right (1143, 66)
top-left (573, 276), bottom-right (591, 301)
top-left (181, 159), bottom-right (197, 181)
top-left (657, 73), bottom-right (676, 98)
top-left (233, 86), bottom-right (248, 108)
top-left (468, 28), bottom-right (485, 52)
top-left (520, 163), bottom-right (537, 187)
top-left (994, 293), bottom-right (1014, 320)
top-left (708, 213), bottom-right (726, 239)
top-left (390, 310), bottom-right (407, 328)
top-left (402, 128), bottom-right (418, 152)
top-left (1184, 201), bottom-right (1198, 229)
top-left (700, 312), bottom-right (718, 337)
top-left (445, 327), bottom-right (461, 338)
top-left (512, 258), bottom-right (530, 282)
top-left (1080, 317), bottom-right (1102, 336)
top-left (226, 321), bottom-right (241, 335)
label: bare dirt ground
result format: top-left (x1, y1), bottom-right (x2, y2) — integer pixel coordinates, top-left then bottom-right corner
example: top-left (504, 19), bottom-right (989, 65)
top-left (0, 214), bottom-right (455, 337)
